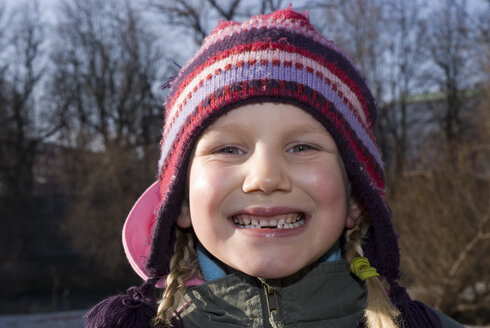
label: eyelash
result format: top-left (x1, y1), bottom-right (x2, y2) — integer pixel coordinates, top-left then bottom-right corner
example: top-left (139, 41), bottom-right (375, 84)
top-left (216, 146), bottom-right (244, 155)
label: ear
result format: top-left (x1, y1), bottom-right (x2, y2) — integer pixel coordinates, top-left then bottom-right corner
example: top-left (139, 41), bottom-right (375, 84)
top-left (176, 202), bottom-right (192, 228)
top-left (345, 198), bottom-right (362, 228)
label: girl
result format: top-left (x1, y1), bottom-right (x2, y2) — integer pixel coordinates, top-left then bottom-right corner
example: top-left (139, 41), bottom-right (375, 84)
top-left (85, 8), bottom-right (462, 328)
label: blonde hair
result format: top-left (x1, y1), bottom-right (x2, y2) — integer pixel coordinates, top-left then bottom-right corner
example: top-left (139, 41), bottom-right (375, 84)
top-left (154, 217), bottom-right (402, 327)
top-left (344, 212), bottom-right (402, 328)
top-left (153, 228), bottom-right (201, 327)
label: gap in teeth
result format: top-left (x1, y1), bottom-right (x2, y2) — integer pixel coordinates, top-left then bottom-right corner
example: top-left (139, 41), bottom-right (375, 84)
top-left (232, 213), bottom-right (305, 229)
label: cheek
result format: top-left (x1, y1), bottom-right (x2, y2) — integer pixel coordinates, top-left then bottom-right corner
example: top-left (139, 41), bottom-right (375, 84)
top-left (188, 162), bottom-right (233, 217)
top-left (300, 165), bottom-right (347, 203)
top-left (190, 165), bottom-right (216, 194)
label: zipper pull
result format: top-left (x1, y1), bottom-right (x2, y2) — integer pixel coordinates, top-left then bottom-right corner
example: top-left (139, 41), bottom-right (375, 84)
top-left (259, 278), bottom-right (278, 317)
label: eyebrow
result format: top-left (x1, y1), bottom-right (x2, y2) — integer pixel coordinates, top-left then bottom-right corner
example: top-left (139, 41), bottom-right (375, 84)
top-left (285, 124), bottom-right (328, 136)
top-left (206, 122), bottom-right (327, 135)
top-left (200, 123), bottom-right (247, 137)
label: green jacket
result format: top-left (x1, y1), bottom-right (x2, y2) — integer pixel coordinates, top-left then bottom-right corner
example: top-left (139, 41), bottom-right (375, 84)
top-left (175, 260), bottom-right (463, 327)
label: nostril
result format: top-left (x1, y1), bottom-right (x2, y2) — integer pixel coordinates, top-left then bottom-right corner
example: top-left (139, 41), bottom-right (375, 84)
top-left (242, 171), bottom-right (291, 194)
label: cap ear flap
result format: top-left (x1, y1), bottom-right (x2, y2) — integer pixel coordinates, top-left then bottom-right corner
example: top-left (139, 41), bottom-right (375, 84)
top-left (177, 203), bottom-right (192, 228)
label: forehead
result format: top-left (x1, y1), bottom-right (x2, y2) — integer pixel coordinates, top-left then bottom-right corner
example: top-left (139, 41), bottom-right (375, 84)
top-left (201, 102), bottom-right (329, 136)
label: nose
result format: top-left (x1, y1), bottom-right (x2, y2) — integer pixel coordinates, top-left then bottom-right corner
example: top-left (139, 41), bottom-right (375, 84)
top-left (242, 147), bottom-right (291, 194)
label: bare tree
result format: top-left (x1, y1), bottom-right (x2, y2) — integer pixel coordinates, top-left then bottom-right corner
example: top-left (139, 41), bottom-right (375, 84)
top-left (379, 0), bottom-right (428, 180)
top-left (0, 3), bottom-right (9, 131)
top-left (149, 0), bottom-right (243, 45)
top-left (0, 1), bottom-right (54, 280)
top-left (257, 0), bottom-right (288, 14)
top-left (318, 0), bottom-right (388, 97)
top-left (0, 1), bottom-right (50, 197)
top-left (51, 0), bottom-right (163, 153)
top-left (471, 1), bottom-right (490, 76)
top-left (49, 0), bottom-right (165, 274)
top-left (424, 0), bottom-right (477, 144)
top-left (149, 0), bottom-right (288, 46)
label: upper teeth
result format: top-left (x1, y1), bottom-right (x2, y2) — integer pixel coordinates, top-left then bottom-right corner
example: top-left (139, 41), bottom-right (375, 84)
top-left (233, 213), bottom-right (305, 229)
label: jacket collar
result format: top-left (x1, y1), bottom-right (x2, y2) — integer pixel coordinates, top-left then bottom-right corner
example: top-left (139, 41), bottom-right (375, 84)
top-left (196, 242), bottom-right (342, 283)
top-left (181, 259), bottom-right (366, 327)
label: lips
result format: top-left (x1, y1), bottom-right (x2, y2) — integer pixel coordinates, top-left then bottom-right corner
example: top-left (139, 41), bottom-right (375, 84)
top-left (232, 212), bottom-right (306, 229)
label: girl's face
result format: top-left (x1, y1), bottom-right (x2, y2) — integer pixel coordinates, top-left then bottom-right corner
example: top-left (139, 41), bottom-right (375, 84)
top-left (178, 103), bottom-right (357, 279)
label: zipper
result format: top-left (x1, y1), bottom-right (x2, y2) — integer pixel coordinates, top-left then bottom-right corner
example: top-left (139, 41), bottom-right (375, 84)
top-left (258, 278), bottom-right (279, 325)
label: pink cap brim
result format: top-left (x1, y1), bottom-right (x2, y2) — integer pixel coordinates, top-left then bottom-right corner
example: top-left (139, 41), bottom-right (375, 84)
top-left (122, 181), bottom-right (160, 283)
top-left (122, 182), bottom-right (204, 288)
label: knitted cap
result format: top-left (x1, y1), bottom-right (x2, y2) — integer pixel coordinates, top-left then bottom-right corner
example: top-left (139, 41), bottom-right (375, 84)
top-left (141, 8), bottom-right (399, 281)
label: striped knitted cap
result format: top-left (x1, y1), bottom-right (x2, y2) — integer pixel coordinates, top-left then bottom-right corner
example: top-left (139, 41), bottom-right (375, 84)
top-left (146, 8), bottom-right (400, 282)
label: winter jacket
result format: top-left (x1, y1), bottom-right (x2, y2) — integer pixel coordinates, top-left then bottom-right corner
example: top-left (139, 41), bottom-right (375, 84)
top-left (173, 260), bottom-right (463, 327)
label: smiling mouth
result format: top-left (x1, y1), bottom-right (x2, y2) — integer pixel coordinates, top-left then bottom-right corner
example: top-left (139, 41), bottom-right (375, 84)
top-left (232, 213), bottom-right (306, 229)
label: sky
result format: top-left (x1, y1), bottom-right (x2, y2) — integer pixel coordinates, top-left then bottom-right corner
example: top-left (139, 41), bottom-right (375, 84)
top-left (4, 0), bottom-right (59, 22)
top-left (3, 0), bottom-right (312, 22)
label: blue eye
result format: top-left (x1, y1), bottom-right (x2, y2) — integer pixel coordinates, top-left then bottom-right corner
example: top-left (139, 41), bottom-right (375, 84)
top-left (218, 146), bottom-right (243, 154)
top-left (289, 144), bottom-right (314, 153)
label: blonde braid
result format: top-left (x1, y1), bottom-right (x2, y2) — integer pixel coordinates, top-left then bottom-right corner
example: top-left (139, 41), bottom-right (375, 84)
top-left (344, 213), bottom-right (402, 328)
top-left (153, 228), bottom-right (201, 327)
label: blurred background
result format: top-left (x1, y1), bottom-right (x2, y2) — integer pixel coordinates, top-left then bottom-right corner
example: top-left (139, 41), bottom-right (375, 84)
top-left (0, 0), bottom-right (488, 325)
